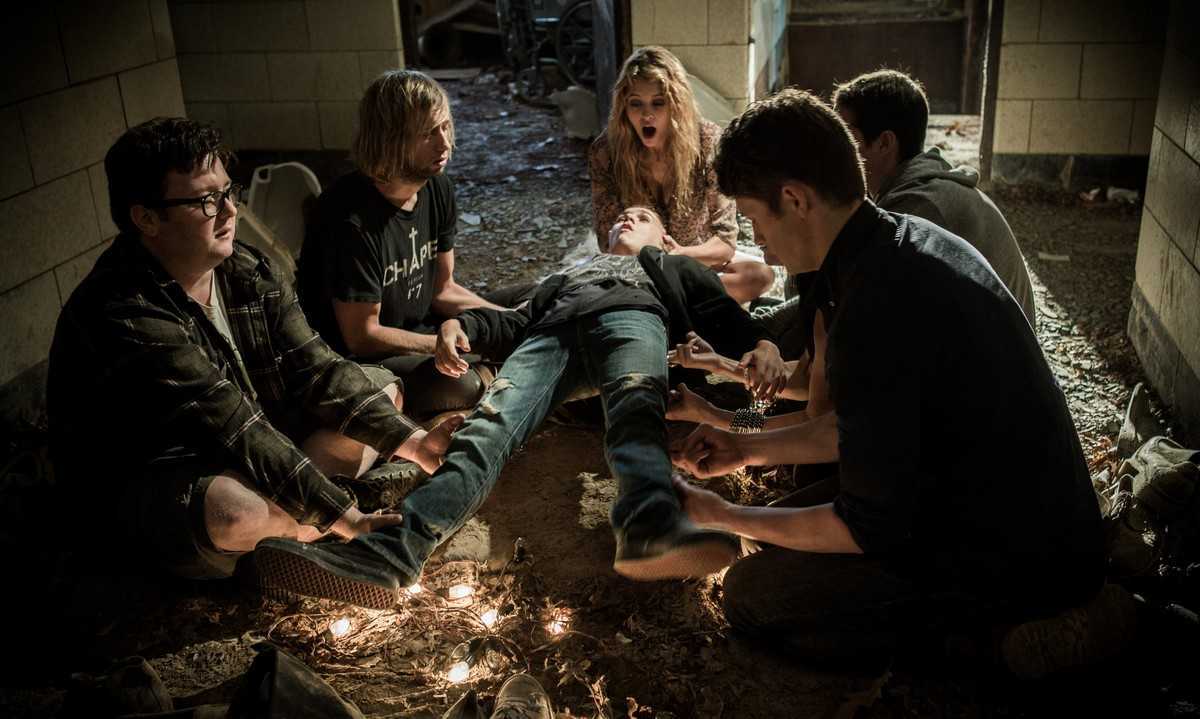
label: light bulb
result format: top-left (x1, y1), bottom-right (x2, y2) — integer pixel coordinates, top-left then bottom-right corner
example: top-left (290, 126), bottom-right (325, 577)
top-left (448, 584), bottom-right (474, 600)
top-left (446, 661), bottom-right (471, 683)
top-left (328, 618), bottom-right (351, 637)
top-left (546, 619), bottom-right (566, 636)
top-left (405, 583), bottom-right (423, 595)
top-left (480, 608), bottom-right (498, 628)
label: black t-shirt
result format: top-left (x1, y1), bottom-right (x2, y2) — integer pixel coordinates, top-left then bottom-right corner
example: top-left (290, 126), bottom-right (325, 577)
top-left (822, 203), bottom-right (1103, 610)
top-left (298, 172), bottom-right (457, 355)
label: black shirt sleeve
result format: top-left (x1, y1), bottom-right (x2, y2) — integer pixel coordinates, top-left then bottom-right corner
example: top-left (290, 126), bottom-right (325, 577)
top-left (829, 263), bottom-right (930, 555)
top-left (434, 175), bottom-right (457, 253)
top-left (331, 221), bottom-right (385, 304)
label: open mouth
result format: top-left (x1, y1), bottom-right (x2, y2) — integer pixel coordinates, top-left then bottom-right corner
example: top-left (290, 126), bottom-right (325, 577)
top-left (641, 126), bottom-right (657, 140)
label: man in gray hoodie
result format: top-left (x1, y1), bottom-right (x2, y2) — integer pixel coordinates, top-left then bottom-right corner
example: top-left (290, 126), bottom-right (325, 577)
top-left (834, 69), bottom-right (1036, 327)
top-left (756, 70), bottom-right (1036, 357)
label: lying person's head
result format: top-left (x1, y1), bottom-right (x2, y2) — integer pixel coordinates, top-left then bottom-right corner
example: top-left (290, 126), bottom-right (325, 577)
top-left (607, 206), bottom-right (667, 255)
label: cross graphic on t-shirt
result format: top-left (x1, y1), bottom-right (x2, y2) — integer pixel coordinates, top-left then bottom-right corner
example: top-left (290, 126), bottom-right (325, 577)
top-left (409, 227), bottom-right (419, 244)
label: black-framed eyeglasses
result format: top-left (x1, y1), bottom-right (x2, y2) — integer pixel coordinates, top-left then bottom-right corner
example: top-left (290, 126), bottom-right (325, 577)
top-left (146, 183), bottom-right (245, 218)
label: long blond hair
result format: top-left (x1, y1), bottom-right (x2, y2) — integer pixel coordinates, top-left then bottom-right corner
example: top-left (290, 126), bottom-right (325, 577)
top-left (606, 47), bottom-right (701, 212)
top-left (352, 70), bottom-right (455, 182)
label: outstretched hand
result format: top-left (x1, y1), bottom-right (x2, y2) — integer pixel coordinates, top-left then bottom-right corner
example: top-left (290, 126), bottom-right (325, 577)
top-left (435, 320), bottom-right (471, 377)
top-left (739, 341), bottom-right (786, 402)
top-left (667, 331), bottom-right (722, 373)
top-left (671, 423), bottom-right (749, 478)
top-left (329, 506), bottom-right (404, 541)
top-left (671, 474), bottom-right (729, 528)
top-left (413, 413), bottom-right (465, 474)
top-left (666, 382), bottom-right (713, 424)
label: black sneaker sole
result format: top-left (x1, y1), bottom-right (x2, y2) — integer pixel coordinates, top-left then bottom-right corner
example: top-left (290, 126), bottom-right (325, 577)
top-left (254, 543), bottom-right (399, 609)
top-left (613, 537), bottom-right (737, 581)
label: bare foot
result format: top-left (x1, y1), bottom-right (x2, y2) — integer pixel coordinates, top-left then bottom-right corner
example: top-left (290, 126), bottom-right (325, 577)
top-left (415, 414), bottom-right (465, 473)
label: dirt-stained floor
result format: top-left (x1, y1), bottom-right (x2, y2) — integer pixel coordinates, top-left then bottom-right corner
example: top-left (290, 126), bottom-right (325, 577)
top-left (2, 76), bottom-right (1198, 718)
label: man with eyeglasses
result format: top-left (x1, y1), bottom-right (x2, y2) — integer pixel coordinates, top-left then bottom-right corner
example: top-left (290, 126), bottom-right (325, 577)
top-left (298, 70), bottom-right (515, 426)
top-left (47, 117), bottom-right (460, 583)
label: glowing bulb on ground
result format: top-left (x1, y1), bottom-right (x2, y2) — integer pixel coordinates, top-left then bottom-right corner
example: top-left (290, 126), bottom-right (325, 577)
top-left (448, 584), bottom-right (474, 600)
top-left (546, 619), bottom-right (566, 636)
top-left (480, 608), bottom-right (498, 628)
top-left (406, 583), bottom-right (423, 595)
top-left (446, 661), bottom-right (471, 683)
top-left (328, 618), bottom-right (351, 637)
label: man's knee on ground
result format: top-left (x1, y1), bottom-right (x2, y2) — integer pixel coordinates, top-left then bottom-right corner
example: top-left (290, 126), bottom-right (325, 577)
top-left (203, 473), bottom-right (292, 551)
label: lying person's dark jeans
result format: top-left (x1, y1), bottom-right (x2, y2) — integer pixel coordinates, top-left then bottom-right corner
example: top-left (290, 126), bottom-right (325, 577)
top-left (353, 309), bottom-right (680, 583)
top-left (724, 478), bottom-right (1014, 667)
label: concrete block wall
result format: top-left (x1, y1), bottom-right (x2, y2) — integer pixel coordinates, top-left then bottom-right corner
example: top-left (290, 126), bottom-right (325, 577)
top-left (992, 0), bottom-right (1166, 157)
top-left (1129, 0), bottom-right (1200, 445)
top-left (631, 0), bottom-right (753, 112)
top-left (0, 4), bottom-right (185, 392)
top-left (169, 0), bottom-right (404, 152)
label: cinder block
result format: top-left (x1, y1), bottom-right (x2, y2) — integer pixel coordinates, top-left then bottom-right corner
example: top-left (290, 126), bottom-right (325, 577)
top-left (1154, 46), bottom-right (1199, 147)
top-left (1002, 0), bottom-right (1040, 42)
top-left (1128, 285), bottom-right (1180, 422)
top-left (149, 0), bottom-right (176, 59)
top-left (268, 52), bottom-right (361, 101)
top-left (0, 108), bottom-right (33, 200)
top-left (178, 53), bottom-right (270, 102)
top-left (87, 163), bottom-right (119, 240)
top-left (359, 50), bottom-right (402, 88)
top-left (631, 0), bottom-right (654, 46)
top-left (55, 241), bottom-right (110, 305)
top-left (1028, 99), bottom-right (1133, 154)
top-left (1145, 131), bottom-right (1200, 256)
top-left (0, 171), bottom-right (99, 294)
top-left (1162, 240), bottom-right (1200, 379)
top-left (167, 1), bottom-right (211, 55)
top-left (229, 102), bottom-right (321, 150)
top-left (319, 101), bottom-right (356, 150)
top-left (1081, 44), bottom-right (1164, 99)
top-left (57, 0), bottom-right (157, 82)
top-left (1135, 208), bottom-right (1172, 309)
top-left (119, 59), bottom-right (187, 127)
top-left (185, 102), bottom-right (234, 145)
top-left (649, 0), bottom-right (707, 45)
top-left (664, 43), bottom-right (748, 103)
top-left (1038, 0), bottom-right (1167, 43)
top-left (998, 44), bottom-right (1081, 99)
top-left (1131, 99), bottom-right (1156, 155)
top-left (0, 8), bottom-right (68, 106)
top-left (993, 100), bottom-right (1032, 153)
top-left (306, 0), bottom-right (400, 51)
top-left (0, 273), bottom-right (62, 386)
top-left (220, 1), bottom-right (309, 52)
top-left (708, 0), bottom-right (748, 45)
top-left (20, 78), bottom-right (126, 185)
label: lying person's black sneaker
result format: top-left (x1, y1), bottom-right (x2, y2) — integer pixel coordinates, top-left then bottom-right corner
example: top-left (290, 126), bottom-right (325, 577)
top-left (492, 673), bottom-right (555, 719)
top-left (254, 537), bottom-right (405, 609)
top-left (613, 517), bottom-right (739, 580)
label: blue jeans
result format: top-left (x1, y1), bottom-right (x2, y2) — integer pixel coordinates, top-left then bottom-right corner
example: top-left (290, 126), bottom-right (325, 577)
top-left (356, 310), bottom-right (678, 581)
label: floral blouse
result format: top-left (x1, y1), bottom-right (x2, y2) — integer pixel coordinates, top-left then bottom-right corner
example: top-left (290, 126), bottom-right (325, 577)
top-left (589, 118), bottom-right (737, 253)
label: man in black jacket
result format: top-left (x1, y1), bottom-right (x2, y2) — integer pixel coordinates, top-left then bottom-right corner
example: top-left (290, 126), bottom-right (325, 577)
top-left (672, 90), bottom-right (1123, 678)
top-left (254, 207), bottom-right (786, 606)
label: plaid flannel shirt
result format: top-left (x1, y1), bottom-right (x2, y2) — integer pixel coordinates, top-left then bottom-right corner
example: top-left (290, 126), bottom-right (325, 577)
top-left (48, 234), bottom-right (420, 530)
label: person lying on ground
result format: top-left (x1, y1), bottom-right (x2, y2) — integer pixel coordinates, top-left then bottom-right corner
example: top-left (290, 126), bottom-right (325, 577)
top-left (48, 118), bottom-right (461, 582)
top-left (669, 89), bottom-right (1123, 679)
top-left (252, 206), bottom-right (786, 607)
top-left (590, 46), bottom-right (775, 305)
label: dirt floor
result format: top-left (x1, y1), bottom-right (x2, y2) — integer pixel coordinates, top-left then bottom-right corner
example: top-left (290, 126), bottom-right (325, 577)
top-left (2, 75), bottom-right (1198, 718)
